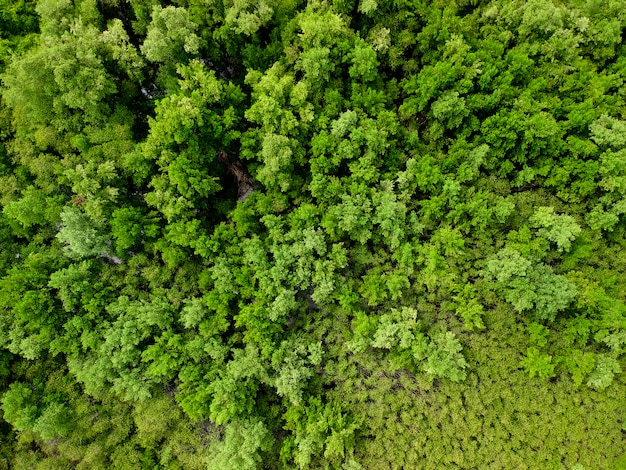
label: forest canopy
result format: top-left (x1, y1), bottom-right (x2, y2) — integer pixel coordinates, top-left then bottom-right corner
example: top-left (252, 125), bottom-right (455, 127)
top-left (0, 0), bottom-right (625, 468)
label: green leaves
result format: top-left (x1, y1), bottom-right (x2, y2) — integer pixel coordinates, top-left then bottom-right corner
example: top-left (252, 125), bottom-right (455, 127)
top-left (0, 0), bottom-right (626, 467)
top-left (31, 402), bottom-right (72, 440)
top-left (485, 247), bottom-right (532, 284)
top-left (142, 61), bottom-right (244, 224)
top-left (141, 6), bottom-right (200, 64)
top-left (564, 350), bottom-right (596, 386)
top-left (283, 397), bottom-right (359, 469)
top-left (521, 347), bottom-right (555, 379)
top-left (422, 332), bottom-right (467, 382)
top-left (529, 206), bottom-right (581, 252)
top-left (349, 39), bottom-right (379, 82)
top-left (371, 308), bottom-right (417, 350)
top-left (0, 249), bottom-right (62, 359)
top-left (1, 382), bottom-right (37, 432)
top-left (454, 285), bottom-right (485, 330)
top-left (430, 90), bottom-right (468, 136)
top-left (208, 350), bottom-right (264, 425)
top-left (3, 186), bottom-right (60, 228)
top-left (484, 248), bottom-right (578, 321)
top-left (349, 307), bottom-right (467, 382)
top-left (1, 380), bottom-right (74, 440)
top-left (110, 207), bottom-right (159, 256)
top-left (586, 355), bottom-right (621, 390)
top-left (590, 115), bottom-right (626, 150)
top-left (271, 340), bottom-right (318, 406)
top-left (208, 419), bottom-right (273, 470)
top-left (222, 0), bottom-right (279, 36)
top-left (258, 134), bottom-right (295, 192)
top-left (56, 207), bottom-right (109, 259)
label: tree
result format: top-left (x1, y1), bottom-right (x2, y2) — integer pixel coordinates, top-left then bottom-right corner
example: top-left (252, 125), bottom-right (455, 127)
top-left (1, 0), bottom-right (626, 467)
top-left (141, 6), bottom-right (200, 64)
top-left (208, 419), bottom-right (273, 470)
top-left (484, 248), bottom-right (578, 321)
top-left (56, 207), bottom-right (109, 259)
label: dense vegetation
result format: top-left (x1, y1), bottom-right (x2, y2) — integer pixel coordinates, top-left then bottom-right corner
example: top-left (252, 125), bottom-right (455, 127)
top-left (0, 0), bottom-right (625, 468)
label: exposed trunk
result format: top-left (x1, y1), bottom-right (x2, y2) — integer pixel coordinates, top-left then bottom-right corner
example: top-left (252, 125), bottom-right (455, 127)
top-left (218, 150), bottom-right (257, 202)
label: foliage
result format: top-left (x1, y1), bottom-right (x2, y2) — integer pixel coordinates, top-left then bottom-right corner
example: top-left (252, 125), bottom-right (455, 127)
top-left (0, 0), bottom-right (625, 467)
